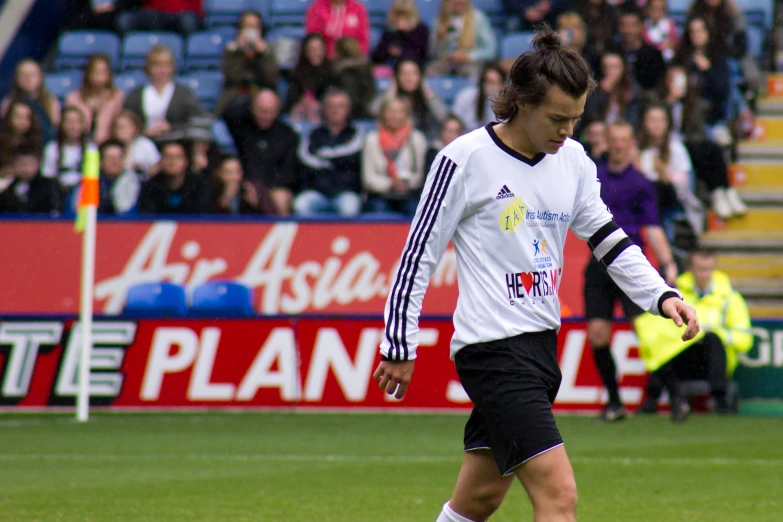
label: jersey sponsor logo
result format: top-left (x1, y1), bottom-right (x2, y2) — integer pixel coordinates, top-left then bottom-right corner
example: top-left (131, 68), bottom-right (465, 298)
top-left (533, 230), bottom-right (549, 256)
top-left (504, 268), bottom-right (562, 303)
top-left (532, 230), bottom-right (553, 270)
top-left (499, 199), bottom-right (570, 233)
top-left (499, 197), bottom-right (527, 232)
top-left (496, 185), bottom-right (515, 199)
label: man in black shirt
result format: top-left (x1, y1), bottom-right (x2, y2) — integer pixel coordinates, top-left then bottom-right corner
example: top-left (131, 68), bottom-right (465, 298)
top-left (0, 147), bottom-right (61, 214)
top-left (225, 89), bottom-right (299, 215)
top-left (138, 141), bottom-right (209, 215)
top-left (618, 7), bottom-right (666, 91)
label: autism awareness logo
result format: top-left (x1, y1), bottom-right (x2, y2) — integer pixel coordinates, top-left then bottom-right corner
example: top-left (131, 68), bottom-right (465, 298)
top-left (499, 197), bottom-right (527, 232)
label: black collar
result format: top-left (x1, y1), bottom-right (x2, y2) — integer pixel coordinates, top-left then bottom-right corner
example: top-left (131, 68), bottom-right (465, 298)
top-left (485, 122), bottom-right (546, 167)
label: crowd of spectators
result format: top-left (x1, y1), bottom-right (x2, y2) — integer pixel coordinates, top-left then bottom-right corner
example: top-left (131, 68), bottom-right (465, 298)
top-left (0, 0), bottom-right (768, 245)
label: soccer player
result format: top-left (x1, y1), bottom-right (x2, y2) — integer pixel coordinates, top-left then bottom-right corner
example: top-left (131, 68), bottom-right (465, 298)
top-left (585, 120), bottom-right (680, 422)
top-left (373, 27), bottom-right (699, 522)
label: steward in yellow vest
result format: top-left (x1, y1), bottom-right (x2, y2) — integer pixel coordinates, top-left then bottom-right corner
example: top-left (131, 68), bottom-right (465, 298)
top-left (635, 248), bottom-right (753, 414)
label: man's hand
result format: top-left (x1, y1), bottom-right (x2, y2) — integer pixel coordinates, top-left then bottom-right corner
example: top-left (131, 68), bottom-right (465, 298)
top-left (661, 298), bottom-right (700, 341)
top-left (373, 359), bottom-right (415, 399)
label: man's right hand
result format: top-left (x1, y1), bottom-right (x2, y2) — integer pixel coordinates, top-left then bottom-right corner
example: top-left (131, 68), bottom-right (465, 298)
top-left (373, 359), bottom-right (415, 399)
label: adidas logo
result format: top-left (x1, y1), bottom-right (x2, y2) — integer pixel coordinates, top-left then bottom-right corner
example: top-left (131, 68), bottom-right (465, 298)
top-left (496, 185), bottom-right (515, 200)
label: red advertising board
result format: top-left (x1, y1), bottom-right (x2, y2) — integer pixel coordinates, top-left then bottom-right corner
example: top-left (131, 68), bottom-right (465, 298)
top-left (0, 220), bottom-right (591, 317)
top-left (0, 318), bottom-right (648, 412)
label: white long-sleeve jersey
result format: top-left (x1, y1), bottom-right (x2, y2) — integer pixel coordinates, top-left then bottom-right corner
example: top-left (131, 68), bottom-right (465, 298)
top-left (381, 124), bottom-right (681, 361)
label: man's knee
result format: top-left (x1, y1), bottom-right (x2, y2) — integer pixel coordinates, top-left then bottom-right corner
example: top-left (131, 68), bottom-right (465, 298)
top-left (454, 480), bottom-right (507, 520)
top-left (587, 320), bottom-right (612, 348)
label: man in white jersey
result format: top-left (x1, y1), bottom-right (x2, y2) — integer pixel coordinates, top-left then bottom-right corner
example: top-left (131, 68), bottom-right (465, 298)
top-left (373, 27), bottom-right (700, 522)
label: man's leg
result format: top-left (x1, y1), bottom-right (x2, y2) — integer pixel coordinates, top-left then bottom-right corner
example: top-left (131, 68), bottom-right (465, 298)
top-left (292, 190), bottom-right (330, 216)
top-left (270, 187), bottom-right (293, 216)
top-left (514, 445), bottom-right (578, 522)
top-left (332, 191), bottom-right (362, 218)
top-left (683, 334), bottom-right (729, 412)
top-left (437, 449), bottom-right (514, 522)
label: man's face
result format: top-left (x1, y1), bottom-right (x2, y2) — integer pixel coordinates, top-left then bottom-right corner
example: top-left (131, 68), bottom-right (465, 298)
top-left (585, 121), bottom-right (607, 150)
top-left (521, 85), bottom-right (586, 155)
top-left (14, 155), bottom-right (40, 181)
top-left (690, 254), bottom-right (716, 290)
top-left (619, 14), bottom-right (643, 45)
top-left (607, 124), bottom-right (634, 165)
top-left (160, 144), bottom-right (188, 176)
top-left (101, 146), bottom-right (125, 178)
top-left (323, 93), bottom-right (351, 128)
top-left (252, 91), bottom-right (280, 130)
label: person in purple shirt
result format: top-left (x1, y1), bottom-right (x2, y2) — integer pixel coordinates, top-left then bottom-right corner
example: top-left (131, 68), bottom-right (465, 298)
top-left (585, 120), bottom-right (680, 422)
top-left (371, 0), bottom-right (429, 67)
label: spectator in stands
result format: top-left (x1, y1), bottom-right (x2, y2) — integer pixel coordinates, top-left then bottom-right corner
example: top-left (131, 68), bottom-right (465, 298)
top-left (65, 53), bottom-right (125, 145)
top-left (571, 0), bottom-right (618, 58)
top-left (138, 141), bottom-right (209, 214)
top-left (63, 0), bottom-right (132, 32)
top-left (638, 247), bottom-right (752, 414)
top-left (123, 46), bottom-right (203, 142)
top-left (583, 119), bottom-right (608, 162)
top-left (42, 107), bottom-right (97, 194)
top-left (362, 97), bottom-right (427, 216)
top-left (0, 147), bottom-right (61, 214)
top-left (217, 10), bottom-right (279, 116)
top-left (224, 89), bottom-right (299, 216)
top-left (452, 62), bottom-right (505, 132)
top-left (185, 116), bottom-right (222, 179)
top-left (425, 114), bottom-right (464, 172)
top-left (1, 60), bottom-right (60, 140)
top-left (618, 7), bottom-right (666, 91)
top-left (637, 103), bottom-right (704, 242)
top-left (643, 0), bottom-right (680, 63)
top-left (116, 0), bottom-right (203, 35)
top-left (505, 0), bottom-right (565, 30)
top-left (555, 11), bottom-right (600, 74)
top-left (96, 139), bottom-right (141, 216)
top-left (286, 33), bottom-right (337, 122)
top-left (371, 0), bottom-right (429, 67)
top-left (334, 37), bottom-right (376, 120)
top-left (294, 88), bottom-right (363, 217)
top-left (111, 110), bottom-right (161, 177)
top-left (583, 51), bottom-right (642, 129)
top-left (687, 0), bottom-right (749, 61)
top-left (306, 0), bottom-right (371, 58)
top-left (426, 0), bottom-right (498, 78)
top-left (649, 64), bottom-right (747, 220)
top-left (372, 59), bottom-right (448, 139)
top-left (674, 17), bottom-right (731, 127)
top-left (0, 101), bottom-right (43, 178)
top-left (211, 155), bottom-right (275, 215)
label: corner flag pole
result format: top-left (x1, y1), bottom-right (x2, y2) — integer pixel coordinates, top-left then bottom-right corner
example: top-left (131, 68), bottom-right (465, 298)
top-left (76, 149), bottom-right (100, 422)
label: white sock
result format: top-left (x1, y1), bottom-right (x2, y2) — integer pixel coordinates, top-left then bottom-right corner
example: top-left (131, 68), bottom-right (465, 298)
top-left (436, 502), bottom-right (476, 522)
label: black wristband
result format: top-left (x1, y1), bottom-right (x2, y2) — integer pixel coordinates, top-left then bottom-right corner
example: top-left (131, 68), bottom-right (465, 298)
top-left (658, 291), bottom-right (681, 318)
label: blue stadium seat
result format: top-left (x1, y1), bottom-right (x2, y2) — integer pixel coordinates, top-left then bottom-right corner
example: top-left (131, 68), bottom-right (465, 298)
top-left (740, 0), bottom-right (773, 28)
top-left (416, 0), bottom-right (441, 27)
top-left (500, 31), bottom-right (535, 58)
top-left (114, 70), bottom-right (148, 93)
top-left (270, 0), bottom-right (311, 27)
top-left (375, 76), bottom-right (392, 93)
top-left (190, 281), bottom-right (254, 317)
top-left (746, 24), bottom-right (765, 59)
top-left (177, 72), bottom-right (223, 110)
top-left (355, 0), bottom-right (395, 27)
top-left (427, 76), bottom-right (472, 104)
top-left (186, 31), bottom-right (228, 71)
top-left (55, 31), bottom-right (121, 71)
top-left (123, 282), bottom-right (187, 317)
top-left (122, 32), bottom-right (184, 71)
top-left (212, 119), bottom-right (237, 153)
top-left (45, 71), bottom-right (83, 100)
top-left (370, 27), bottom-right (383, 50)
top-left (205, 0), bottom-right (271, 27)
top-left (353, 119), bottom-right (377, 135)
top-left (473, 0), bottom-right (505, 29)
top-left (278, 77), bottom-right (289, 101)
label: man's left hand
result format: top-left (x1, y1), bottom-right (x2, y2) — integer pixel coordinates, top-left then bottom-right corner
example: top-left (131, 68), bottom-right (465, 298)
top-left (661, 298), bottom-right (700, 341)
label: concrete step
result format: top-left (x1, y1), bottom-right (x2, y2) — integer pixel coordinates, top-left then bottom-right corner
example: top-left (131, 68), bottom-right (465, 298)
top-left (700, 230), bottom-right (783, 251)
top-left (736, 188), bottom-right (783, 205)
top-left (738, 139), bottom-right (783, 160)
top-left (716, 253), bottom-right (783, 278)
top-left (729, 163), bottom-right (783, 192)
top-left (755, 117), bottom-right (783, 140)
top-left (710, 207), bottom-right (783, 232)
top-left (730, 277), bottom-right (783, 299)
top-left (757, 95), bottom-right (783, 115)
top-left (746, 298), bottom-right (783, 319)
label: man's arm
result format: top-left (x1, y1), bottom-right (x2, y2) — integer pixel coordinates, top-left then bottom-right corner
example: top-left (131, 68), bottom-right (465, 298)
top-left (373, 153), bottom-right (467, 398)
top-left (643, 225), bottom-right (678, 285)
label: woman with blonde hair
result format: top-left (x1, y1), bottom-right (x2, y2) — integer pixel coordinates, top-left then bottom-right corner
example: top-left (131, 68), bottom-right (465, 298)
top-left (362, 96), bottom-right (427, 216)
top-left (65, 53), bottom-right (125, 144)
top-left (122, 45), bottom-right (202, 141)
top-left (371, 0), bottom-right (429, 66)
top-left (426, 0), bottom-right (497, 77)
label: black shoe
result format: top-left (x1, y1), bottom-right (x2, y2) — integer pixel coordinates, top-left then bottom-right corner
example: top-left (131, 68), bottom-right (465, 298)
top-left (596, 402), bottom-right (627, 423)
top-left (714, 395), bottom-right (732, 414)
top-left (671, 396), bottom-right (690, 423)
top-left (639, 399), bottom-right (658, 414)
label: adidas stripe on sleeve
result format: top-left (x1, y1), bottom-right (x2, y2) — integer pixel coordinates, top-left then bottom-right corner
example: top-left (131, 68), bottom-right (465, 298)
top-left (381, 154), bottom-right (467, 361)
top-left (570, 155), bottom-right (680, 316)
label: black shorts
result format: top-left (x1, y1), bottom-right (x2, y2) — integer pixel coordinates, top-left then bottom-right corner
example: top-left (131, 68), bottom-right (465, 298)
top-left (455, 330), bottom-right (564, 476)
top-left (583, 257), bottom-right (643, 321)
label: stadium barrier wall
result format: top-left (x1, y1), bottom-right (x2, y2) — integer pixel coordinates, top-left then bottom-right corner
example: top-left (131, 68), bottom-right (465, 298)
top-left (1, 318), bottom-right (781, 413)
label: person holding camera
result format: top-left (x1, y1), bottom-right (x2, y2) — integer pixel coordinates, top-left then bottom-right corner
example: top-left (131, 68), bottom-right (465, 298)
top-left (217, 10), bottom-right (279, 116)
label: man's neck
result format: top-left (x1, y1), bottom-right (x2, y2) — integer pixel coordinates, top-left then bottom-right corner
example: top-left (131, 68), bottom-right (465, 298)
top-left (622, 39), bottom-right (642, 52)
top-left (497, 119), bottom-right (539, 159)
top-left (327, 122), bottom-right (346, 135)
top-left (166, 172), bottom-right (186, 190)
top-left (608, 159), bottom-right (630, 173)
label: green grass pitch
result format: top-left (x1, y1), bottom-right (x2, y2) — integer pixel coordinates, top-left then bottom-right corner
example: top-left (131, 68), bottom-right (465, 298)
top-left (1, 412), bottom-right (782, 521)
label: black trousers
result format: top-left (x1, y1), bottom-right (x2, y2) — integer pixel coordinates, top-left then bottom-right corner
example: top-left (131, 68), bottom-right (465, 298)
top-left (646, 332), bottom-right (728, 400)
top-left (684, 140), bottom-right (730, 192)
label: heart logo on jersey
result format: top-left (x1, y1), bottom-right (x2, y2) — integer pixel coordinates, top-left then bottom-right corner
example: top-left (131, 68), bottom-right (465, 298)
top-left (519, 272), bottom-right (535, 295)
